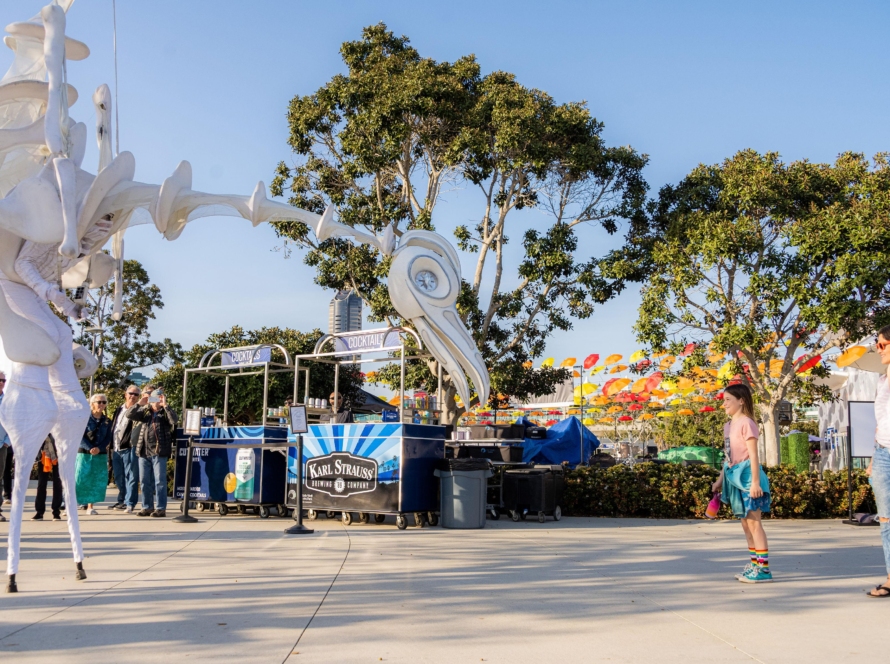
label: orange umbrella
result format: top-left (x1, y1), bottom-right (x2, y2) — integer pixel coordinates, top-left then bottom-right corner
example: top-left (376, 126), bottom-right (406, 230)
top-left (608, 364), bottom-right (629, 374)
top-left (560, 357), bottom-right (577, 368)
top-left (601, 378), bottom-right (618, 395)
top-left (658, 355), bottom-right (676, 370)
top-left (677, 408), bottom-right (695, 416)
top-left (604, 353), bottom-right (623, 366)
top-left (639, 413), bottom-right (654, 421)
top-left (607, 405), bottom-right (623, 414)
top-left (630, 377), bottom-right (649, 394)
top-left (837, 346), bottom-right (867, 368)
top-left (606, 377), bottom-right (632, 396)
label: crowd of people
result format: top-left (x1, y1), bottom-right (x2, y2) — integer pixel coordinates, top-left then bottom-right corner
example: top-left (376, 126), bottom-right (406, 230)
top-left (0, 377), bottom-right (178, 522)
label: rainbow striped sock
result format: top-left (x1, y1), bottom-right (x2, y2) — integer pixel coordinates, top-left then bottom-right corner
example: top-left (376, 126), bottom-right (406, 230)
top-left (756, 550), bottom-right (769, 571)
top-left (748, 548), bottom-right (757, 564)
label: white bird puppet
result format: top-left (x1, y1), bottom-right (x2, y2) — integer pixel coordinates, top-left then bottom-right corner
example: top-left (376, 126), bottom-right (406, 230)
top-left (314, 207), bottom-right (490, 409)
top-left (0, 2), bottom-right (319, 593)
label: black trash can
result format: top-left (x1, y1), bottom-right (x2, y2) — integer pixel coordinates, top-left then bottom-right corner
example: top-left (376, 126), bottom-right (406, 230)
top-left (503, 465), bottom-right (565, 523)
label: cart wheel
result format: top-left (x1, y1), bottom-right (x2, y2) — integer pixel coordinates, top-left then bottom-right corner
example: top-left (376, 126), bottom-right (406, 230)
top-left (326, 511), bottom-right (337, 519)
top-left (490, 509), bottom-right (500, 520)
top-left (238, 505), bottom-right (247, 515)
top-left (278, 504), bottom-right (289, 518)
top-left (374, 514), bottom-right (386, 524)
top-left (179, 501), bottom-right (184, 513)
top-left (427, 512), bottom-right (439, 527)
top-left (196, 502), bottom-right (206, 513)
top-left (358, 512), bottom-right (370, 524)
top-left (306, 509), bottom-right (318, 521)
top-left (414, 512), bottom-right (425, 528)
top-left (538, 511), bottom-right (546, 523)
top-left (510, 510), bottom-right (520, 522)
top-left (554, 505), bottom-right (562, 521)
top-left (519, 511), bottom-right (527, 521)
top-left (257, 505), bottom-right (270, 518)
top-left (342, 512), bottom-right (353, 526)
top-left (217, 503), bottom-right (228, 516)
top-left (395, 514), bottom-right (407, 530)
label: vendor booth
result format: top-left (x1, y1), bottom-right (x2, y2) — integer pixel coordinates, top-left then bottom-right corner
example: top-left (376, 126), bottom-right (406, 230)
top-left (174, 343), bottom-right (297, 517)
top-left (285, 327), bottom-right (447, 529)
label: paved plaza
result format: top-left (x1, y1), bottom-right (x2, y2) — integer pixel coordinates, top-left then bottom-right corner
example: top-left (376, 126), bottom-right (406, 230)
top-left (0, 485), bottom-right (886, 663)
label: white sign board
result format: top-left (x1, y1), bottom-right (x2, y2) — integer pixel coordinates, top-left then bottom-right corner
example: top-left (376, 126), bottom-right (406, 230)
top-left (184, 408), bottom-right (202, 436)
top-left (289, 405), bottom-right (308, 434)
top-left (848, 401), bottom-right (876, 458)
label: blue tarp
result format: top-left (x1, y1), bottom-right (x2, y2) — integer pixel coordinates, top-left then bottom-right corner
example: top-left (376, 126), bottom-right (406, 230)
top-left (517, 416), bottom-right (599, 467)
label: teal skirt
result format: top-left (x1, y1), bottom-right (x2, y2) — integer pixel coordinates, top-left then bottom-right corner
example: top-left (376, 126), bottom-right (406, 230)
top-left (721, 459), bottom-right (771, 518)
top-left (75, 453), bottom-right (108, 505)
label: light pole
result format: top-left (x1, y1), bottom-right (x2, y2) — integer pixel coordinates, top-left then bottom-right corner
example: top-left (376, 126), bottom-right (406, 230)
top-left (84, 325), bottom-right (103, 398)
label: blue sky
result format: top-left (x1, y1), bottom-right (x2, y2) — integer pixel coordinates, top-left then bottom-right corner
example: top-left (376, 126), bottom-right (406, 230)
top-left (4, 0), bottom-right (890, 379)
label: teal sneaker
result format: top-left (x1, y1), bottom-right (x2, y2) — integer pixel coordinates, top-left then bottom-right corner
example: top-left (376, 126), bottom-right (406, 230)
top-left (739, 566), bottom-right (773, 583)
top-left (734, 562), bottom-right (755, 580)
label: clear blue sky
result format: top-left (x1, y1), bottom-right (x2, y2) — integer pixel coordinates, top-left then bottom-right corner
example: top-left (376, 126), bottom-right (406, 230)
top-left (4, 0), bottom-right (890, 373)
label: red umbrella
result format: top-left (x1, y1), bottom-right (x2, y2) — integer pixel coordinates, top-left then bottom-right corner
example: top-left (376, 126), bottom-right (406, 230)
top-left (714, 392), bottom-right (724, 400)
top-left (583, 354), bottom-right (600, 370)
top-left (681, 342), bottom-right (696, 357)
top-left (614, 392), bottom-right (635, 403)
top-left (633, 359), bottom-right (652, 371)
top-left (628, 403), bottom-right (644, 411)
top-left (699, 405), bottom-right (716, 412)
top-left (618, 415), bottom-right (633, 422)
top-left (644, 371), bottom-right (663, 392)
top-left (545, 419), bottom-right (558, 426)
top-left (795, 354), bottom-right (822, 374)
top-left (601, 378), bottom-right (618, 395)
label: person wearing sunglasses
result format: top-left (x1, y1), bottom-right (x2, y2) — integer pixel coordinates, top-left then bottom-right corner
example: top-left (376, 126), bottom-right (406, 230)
top-left (324, 392), bottom-right (354, 424)
top-left (76, 394), bottom-right (113, 515)
top-left (867, 328), bottom-right (890, 598)
top-left (0, 371), bottom-right (8, 522)
top-left (107, 385), bottom-right (142, 513)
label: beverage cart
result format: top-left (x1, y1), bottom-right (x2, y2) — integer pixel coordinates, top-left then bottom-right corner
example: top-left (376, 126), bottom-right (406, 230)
top-left (173, 343), bottom-right (299, 518)
top-left (285, 326), bottom-right (447, 529)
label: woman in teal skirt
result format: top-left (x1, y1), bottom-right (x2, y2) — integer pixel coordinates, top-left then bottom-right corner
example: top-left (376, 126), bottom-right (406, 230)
top-left (76, 394), bottom-right (112, 514)
top-left (712, 383), bottom-right (772, 583)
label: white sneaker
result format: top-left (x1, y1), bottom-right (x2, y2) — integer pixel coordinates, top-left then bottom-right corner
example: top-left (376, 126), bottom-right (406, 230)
top-left (88, 508), bottom-right (98, 515)
top-left (126, 506), bottom-right (134, 513)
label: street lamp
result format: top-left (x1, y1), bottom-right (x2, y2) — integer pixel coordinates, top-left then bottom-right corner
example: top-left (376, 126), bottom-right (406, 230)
top-left (83, 325), bottom-right (103, 397)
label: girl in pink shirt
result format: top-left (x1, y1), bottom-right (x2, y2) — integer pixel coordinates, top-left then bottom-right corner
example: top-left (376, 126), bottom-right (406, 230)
top-left (712, 383), bottom-right (772, 583)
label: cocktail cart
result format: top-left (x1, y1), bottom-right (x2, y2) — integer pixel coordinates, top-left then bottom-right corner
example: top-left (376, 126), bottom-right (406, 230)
top-left (285, 327), bottom-right (447, 529)
top-left (174, 343), bottom-right (297, 518)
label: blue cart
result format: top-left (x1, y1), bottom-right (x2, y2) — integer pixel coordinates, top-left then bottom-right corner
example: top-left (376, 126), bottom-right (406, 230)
top-left (286, 422), bottom-right (445, 529)
top-left (174, 426), bottom-right (289, 518)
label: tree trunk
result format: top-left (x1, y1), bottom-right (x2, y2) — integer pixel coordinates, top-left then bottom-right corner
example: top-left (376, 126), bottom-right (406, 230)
top-left (758, 404), bottom-right (781, 467)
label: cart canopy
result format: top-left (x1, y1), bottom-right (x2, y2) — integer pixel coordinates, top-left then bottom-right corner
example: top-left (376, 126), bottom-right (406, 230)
top-left (517, 416), bottom-right (599, 468)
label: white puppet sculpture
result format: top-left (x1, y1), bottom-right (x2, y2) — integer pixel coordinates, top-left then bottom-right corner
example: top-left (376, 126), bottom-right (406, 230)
top-left (314, 209), bottom-right (490, 409)
top-left (0, 2), bottom-right (318, 593)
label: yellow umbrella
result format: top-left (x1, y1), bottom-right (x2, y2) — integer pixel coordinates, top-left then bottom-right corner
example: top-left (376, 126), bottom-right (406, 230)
top-left (582, 418), bottom-right (595, 426)
top-left (561, 357), bottom-right (577, 367)
top-left (582, 383), bottom-right (596, 396)
top-left (678, 387), bottom-right (696, 397)
top-left (657, 411), bottom-right (674, 418)
top-left (669, 398), bottom-right (684, 406)
top-left (717, 360), bottom-right (735, 380)
top-left (661, 378), bottom-right (677, 391)
top-left (629, 349), bottom-right (647, 363)
top-left (591, 366), bottom-right (606, 375)
top-left (541, 357), bottom-right (554, 367)
top-left (837, 346), bottom-right (868, 368)
top-left (604, 353), bottom-right (623, 366)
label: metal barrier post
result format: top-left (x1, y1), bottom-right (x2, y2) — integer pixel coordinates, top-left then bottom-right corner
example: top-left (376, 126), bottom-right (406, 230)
top-left (173, 437), bottom-right (199, 523)
top-left (284, 434), bottom-right (313, 534)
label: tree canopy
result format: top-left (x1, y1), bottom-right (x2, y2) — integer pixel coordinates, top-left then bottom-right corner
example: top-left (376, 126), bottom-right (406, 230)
top-left (271, 23), bottom-right (648, 420)
top-left (601, 150), bottom-right (890, 464)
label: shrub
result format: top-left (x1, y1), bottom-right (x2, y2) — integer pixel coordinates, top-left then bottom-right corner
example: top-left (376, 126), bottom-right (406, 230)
top-left (564, 463), bottom-right (875, 519)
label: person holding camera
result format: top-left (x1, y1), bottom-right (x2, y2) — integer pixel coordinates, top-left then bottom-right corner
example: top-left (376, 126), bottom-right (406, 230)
top-left (77, 394), bottom-right (113, 515)
top-left (128, 386), bottom-right (177, 518)
top-left (108, 385), bottom-right (142, 513)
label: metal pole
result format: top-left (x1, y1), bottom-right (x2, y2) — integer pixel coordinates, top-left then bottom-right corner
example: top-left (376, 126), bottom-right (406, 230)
top-left (847, 423), bottom-right (854, 522)
top-left (437, 361), bottom-right (443, 424)
top-left (182, 370), bottom-right (190, 412)
top-left (284, 434), bottom-right (313, 534)
top-left (88, 331), bottom-right (97, 397)
top-left (262, 362), bottom-right (269, 426)
top-left (173, 437), bottom-right (198, 523)
top-left (400, 344), bottom-right (406, 422)
top-left (292, 359), bottom-right (299, 404)
top-left (334, 361), bottom-right (340, 400)
top-left (578, 365), bottom-right (584, 467)
top-left (223, 375), bottom-right (230, 426)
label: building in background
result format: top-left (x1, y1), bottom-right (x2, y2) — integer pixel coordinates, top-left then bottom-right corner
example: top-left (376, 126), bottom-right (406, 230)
top-left (329, 290), bottom-right (363, 335)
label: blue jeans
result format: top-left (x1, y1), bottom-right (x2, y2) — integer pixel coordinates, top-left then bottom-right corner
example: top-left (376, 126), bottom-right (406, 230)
top-left (138, 455), bottom-right (168, 511)
top-left (111, 448), bottom-right (139, 508)
top-left (870, 445), bottom-right (890, 576)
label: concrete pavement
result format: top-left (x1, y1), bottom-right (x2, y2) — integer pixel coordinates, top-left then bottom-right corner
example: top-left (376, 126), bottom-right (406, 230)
top-left (0, 486), bottom-right (887, 663)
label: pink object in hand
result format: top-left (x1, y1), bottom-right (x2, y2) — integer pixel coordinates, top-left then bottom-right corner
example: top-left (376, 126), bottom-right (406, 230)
top-left (706, 492), bottom-right (721, 519)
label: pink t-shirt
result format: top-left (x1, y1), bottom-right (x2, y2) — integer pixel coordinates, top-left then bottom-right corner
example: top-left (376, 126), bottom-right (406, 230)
top-left (723, 416), bottom-right (759, 466)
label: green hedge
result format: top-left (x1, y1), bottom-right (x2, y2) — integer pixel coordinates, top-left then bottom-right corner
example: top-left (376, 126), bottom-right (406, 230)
top-left (564, 463), bottom-right (876, 519)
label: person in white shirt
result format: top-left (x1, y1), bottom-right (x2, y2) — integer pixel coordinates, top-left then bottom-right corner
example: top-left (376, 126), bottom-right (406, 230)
top-left (867, 326), bottom-right (890, 598)
top-left (0, 371), bottom-right (9, 523)
top-left (107, 386), bottom-right (142, 513)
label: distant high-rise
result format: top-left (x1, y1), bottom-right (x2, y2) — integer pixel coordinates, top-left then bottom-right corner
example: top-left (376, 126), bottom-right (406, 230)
top-left (329, 289), bottom-right (363, 335)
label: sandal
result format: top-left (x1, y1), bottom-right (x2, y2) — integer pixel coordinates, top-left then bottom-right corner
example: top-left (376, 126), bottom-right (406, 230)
top-left (866, 584), bottom-right (890, 598)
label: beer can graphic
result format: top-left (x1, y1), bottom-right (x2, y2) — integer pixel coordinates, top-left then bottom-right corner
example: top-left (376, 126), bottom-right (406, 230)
top-left (234, 448), bottom-right (255, 501)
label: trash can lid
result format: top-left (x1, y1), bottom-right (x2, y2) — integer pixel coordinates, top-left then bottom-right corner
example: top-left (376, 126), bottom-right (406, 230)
top-left (435, 458), bottom-right (492, 472)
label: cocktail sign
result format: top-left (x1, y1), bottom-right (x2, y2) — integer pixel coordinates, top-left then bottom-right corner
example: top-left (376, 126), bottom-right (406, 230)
top-left (221, 346), bottom-right (272, 367)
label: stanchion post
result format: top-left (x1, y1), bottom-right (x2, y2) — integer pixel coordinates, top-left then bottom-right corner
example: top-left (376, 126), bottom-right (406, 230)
top-left (173, 436), bottom-right (199, 524)
top-left (285, 433), bottom-right (313, 534)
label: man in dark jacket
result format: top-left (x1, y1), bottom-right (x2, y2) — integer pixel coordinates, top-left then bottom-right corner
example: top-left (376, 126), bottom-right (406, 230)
top-left (108, 385), bottom-right (142, 513)
top-left (128, 386), bottom-right (177, 517)
top-left (32, 435), bottom-right (62, 521)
